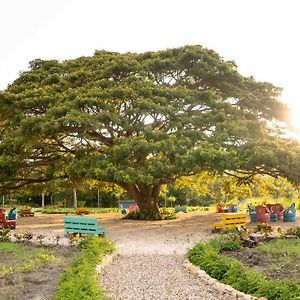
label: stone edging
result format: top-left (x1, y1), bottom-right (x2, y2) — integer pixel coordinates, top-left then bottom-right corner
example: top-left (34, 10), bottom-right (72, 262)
top-left (183, 260), bottom-right (266, 300)
top-left (96, 250), bottom-right (119, 274)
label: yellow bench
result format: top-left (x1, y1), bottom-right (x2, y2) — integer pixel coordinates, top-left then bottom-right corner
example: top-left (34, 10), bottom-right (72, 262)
top-left (76, 207), bottom-right (89, 215)
top-left (212, 213), bottom-right (247, 230)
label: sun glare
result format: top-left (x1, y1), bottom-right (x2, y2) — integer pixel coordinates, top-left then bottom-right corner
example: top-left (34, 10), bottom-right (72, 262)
top-left (285, 102), bottom-right (300, 139)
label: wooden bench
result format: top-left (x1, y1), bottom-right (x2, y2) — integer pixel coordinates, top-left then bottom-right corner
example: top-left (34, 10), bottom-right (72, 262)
top-left (212, 213), bottom-right (247, 231)
top-left (63, 216), bottom-right (106, 236)
top-left (175, 205), bottom-right (188, 213)
top-left (0, 214), bottom-right (16, 229)
top-left (20, 207), bottom-right (34, 217)
top-left (76, 207), bottom-right (89, 215)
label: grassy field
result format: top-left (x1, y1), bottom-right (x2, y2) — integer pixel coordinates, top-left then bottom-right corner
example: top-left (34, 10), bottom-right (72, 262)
top-left (0, 242), bottom-right (76, 300)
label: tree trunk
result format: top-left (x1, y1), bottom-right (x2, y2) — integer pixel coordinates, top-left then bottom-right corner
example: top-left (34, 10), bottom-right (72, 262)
top-left (97, 190), bottom-right (100, 208)
top-left (73, 187), bottom-right (77, 209)
top-left (136, 196), bottom-right (161, 220)
top-left (122, 183), bottom-right (162, 220)
top-left (41, 193), bottom-right (45, 208)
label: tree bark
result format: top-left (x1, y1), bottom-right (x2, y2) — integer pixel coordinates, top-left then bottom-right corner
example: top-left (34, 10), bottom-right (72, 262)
top-left (73, 187), bottom-right (77, 209)
top-left (122, 183), bottom-right (162, 220)
top-left (136, 196), bottom-right (161, 220)
top-left (41, 193), bottom-right (45, 208)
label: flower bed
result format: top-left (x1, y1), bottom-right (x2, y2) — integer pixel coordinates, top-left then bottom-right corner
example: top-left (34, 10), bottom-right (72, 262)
top-left (188, 231), bottom-right (300, 300)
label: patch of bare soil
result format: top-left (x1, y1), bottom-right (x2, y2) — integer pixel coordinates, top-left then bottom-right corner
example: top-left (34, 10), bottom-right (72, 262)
top-left (223, 247), bottom-right (300, 283)
top-left (0, 245), bottom-right (76, 300)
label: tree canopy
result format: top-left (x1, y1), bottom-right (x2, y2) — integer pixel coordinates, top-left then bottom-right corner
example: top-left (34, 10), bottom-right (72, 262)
top-left (0, 45), bottom-right (295, 219)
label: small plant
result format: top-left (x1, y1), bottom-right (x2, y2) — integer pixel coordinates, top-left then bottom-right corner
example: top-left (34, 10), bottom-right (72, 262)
top-left (296, 227), bottom-right (300, 238)
top-left (23, 231), bottom-right (34, 241)
top-left (286, 227), bottom-right (300, 238)
top-left (54, 235), bottom-right (61, 245)
top-left (36, 233), bottom-right (46, 245)
top-left (160, 208), bottom-right (176, 220)
top-left (14, 230), bottom-right (25, 242)
top-left (255, 223), bottom-right (273, 234)
top-left (68, 234), bottom-right (81, 246)
top-left (0, 229), bottom-right (11, 242)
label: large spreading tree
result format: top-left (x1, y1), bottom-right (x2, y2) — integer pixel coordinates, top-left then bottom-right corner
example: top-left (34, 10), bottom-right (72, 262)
top-left (0, 45), bottom-right (294, 219)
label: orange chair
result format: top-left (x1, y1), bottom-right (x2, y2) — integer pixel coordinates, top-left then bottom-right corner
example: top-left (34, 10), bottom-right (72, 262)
top-left (216, 204), bottom-right (223, 213)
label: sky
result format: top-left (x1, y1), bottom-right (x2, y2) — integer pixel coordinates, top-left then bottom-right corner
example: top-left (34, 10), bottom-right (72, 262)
top-left (1, 0), bottom-right (300, 128)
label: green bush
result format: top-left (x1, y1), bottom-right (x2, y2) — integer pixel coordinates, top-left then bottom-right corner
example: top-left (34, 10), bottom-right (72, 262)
top-left (209, 235), bottom-right (241, 252)
top-left (296, 227), bottom-right (300, 238)
top-left (188, 237), bottom-right (300, 299)
top-left (54, 237), bottom-right (114, 300)
top-left (36, 207), bottom-right (120, 214)
top-left (0, 229), bottom-right (11, 242)
top-left (159, 208), bottom-right (176, 220)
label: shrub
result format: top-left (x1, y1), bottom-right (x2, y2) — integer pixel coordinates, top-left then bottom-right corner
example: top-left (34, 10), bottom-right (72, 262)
top-left (296, 227), bottom-right (300, 238)
top-left (0, 229), bottom-right (11, 242)
top-left (188, 237), bottom-right (300, 299)
top-left (54, 237), bottom-right (114, 300)
top-left (209, 234), bottom-right (241, 252)
top-left (159, 208), bottom-right (176, 220)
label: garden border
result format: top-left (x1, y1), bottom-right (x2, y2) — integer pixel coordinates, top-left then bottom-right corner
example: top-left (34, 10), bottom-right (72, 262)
top-left (184, 260), bottom-right (263, 300)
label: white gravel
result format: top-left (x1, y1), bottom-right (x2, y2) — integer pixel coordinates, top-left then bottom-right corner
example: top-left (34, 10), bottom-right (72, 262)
top-left (99, 213), bottom-right (251, 300)
top-left (100, 254), bottom-right (223, 300)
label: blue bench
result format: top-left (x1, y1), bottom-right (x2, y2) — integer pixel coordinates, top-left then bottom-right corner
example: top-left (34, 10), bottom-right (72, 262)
top-left (175, 205), bottom-right (188, 213)
top-left (63, 216), bottom-right (106, 236)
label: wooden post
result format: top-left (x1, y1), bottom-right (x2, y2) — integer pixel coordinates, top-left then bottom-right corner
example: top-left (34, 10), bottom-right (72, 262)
top-left (97, 190), bottom-right (100, 208)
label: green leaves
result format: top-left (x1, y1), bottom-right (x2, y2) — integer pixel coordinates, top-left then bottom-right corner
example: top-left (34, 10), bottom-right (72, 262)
top-left (0, 45), bottom-right (292, 199)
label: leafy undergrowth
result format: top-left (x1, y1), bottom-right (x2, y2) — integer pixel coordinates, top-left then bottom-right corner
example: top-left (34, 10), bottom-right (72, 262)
top-left (54, 237), bottom-right (114, 300)
top-left (124, 207), bottom-right (177, 220)
top-left (0, 242), bottom-right (63, 276)
top-left (0, 242), bottom-right (75, 299)
top-left (188, 235), bottom-right (300, 300)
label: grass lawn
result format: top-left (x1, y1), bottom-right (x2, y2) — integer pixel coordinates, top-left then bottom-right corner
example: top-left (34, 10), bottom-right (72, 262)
top-left (0, 242), bottom-right (77, 300)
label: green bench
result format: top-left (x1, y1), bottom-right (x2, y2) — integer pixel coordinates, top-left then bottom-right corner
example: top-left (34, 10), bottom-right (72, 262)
top-left (63, 216), bottom-right (106, 236)
top-left (175, 205), bottom-right (188, 213)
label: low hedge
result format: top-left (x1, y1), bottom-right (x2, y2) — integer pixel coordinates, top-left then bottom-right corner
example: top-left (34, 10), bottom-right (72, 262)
top-left (36, 208), bottom-right (120, 214)
top-left (188, 236), bottom-right (300, 300)
top-left (54, 237), bottom-right (114, 300)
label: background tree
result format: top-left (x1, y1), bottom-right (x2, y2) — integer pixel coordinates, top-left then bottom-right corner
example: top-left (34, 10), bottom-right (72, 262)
top-left (0, 45), bottom-right (292, 219)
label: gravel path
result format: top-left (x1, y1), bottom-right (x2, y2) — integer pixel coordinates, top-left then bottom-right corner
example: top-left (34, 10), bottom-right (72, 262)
top-left (100, 254), bottom-right (223, 300)
top-left (99, 213), bottom-right (245, 300)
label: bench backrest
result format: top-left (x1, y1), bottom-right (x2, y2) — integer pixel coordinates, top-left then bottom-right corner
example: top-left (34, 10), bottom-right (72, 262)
top-left (64, 216), bottom-right (98, 226)
top-left (222, 213), bottom-right (247, 226)
top-left (63, 216), bottom-right (103, 235)
top-left (20, 208), bottom-right (33, 214)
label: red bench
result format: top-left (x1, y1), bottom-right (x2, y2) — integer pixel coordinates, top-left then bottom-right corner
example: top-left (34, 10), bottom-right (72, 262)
top-left (0, 213), bottom-right (16, 229)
